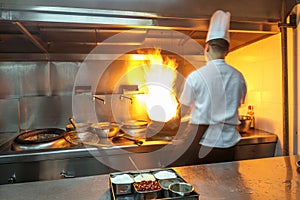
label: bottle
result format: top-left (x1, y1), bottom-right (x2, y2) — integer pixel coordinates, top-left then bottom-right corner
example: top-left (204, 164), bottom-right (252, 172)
top-left (247, 105), bottom-right (255, 129)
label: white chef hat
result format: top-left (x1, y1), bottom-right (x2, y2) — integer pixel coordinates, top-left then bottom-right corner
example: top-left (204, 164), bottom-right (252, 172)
top-left (206, 10), bottom-right (231, 43)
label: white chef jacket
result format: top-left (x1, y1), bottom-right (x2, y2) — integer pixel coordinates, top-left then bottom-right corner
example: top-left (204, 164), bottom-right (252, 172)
top-left (179, 59), bottom-right (247, 148)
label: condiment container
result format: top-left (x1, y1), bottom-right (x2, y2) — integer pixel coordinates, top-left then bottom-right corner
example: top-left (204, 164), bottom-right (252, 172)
top-left (133, 173), bottom-right (155, 182)
top-left (247, 105), bottom-right (255, 129)
top-left (133, 180), bottom-right (162, 199)
top-left (158, 178), bottom-right (183, 197)
top-left (110, 174), bottom-right (134, 195)
top-left (153, 170), bottom-right (177, 180)
top-left (169, 182), bottom-right (194, 197)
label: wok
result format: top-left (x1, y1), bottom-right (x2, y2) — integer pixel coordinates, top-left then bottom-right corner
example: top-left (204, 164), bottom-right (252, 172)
top-left (12, 128), bottom-right (71, 151)
top-left (120, 120), bottom-right (148, 139)
top-left (66, 118), bottom-right (120, 138)
top-left (89, 122), bottom-right (120, 138)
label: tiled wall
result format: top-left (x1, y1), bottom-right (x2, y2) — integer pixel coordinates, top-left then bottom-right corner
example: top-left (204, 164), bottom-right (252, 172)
top-left (226, 34), bottom-right (284, 155)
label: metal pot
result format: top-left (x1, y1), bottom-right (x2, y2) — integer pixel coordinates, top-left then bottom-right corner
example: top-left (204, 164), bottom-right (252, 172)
top-left (237, 115), bottom-right (251, 133)
top-left (120, 120), bottom-right (148, 139)
top-left (89, 122), bottom-right (120, 138)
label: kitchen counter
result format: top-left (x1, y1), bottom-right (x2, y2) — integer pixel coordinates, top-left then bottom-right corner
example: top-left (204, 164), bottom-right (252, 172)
top-left (235, 129), bottom-right (277, 161)
top-left (0, 128), bottom-right (277, 156)
top-left (0, 155), bottom-right (299, 200)
top-left (238, 129), bottom-right (277, 144)
top-left (0, 129), bottom-right (277, 164)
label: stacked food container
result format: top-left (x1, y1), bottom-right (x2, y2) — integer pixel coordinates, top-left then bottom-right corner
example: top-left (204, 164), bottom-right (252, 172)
top-left (109, 169), bottom-right (199, 199)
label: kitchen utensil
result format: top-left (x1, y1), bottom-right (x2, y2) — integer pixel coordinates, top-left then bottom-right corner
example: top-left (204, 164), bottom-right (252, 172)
top-left (14, 128), bottom-right (66, 144)
top-left (63, 131), bottom-right (100, 146)
top-left (121, 120), bottom-right (148, 129)
top-left (66, 118), bottom-right (91, 132)
top-left (110, 173), bottom-right (134, 195)
top-left (81, 141), bottom-right (113, 148)
top-left (168, 182), bottom-right (194, 197)
top-left (133, 180), bottom-right (162, 199)
top-left (121, 120), bottom-right (148, 139)
top-left (112, 133), bottom-right (143, 146)
top-left (158, 178), bottom-right (183, 197)
top-left (89, 122), bottom-right (120, 138)
top-left (129, 156), bottom-right (144, 179)
top-left (159, 178), bottom-right (182, 190)
top-left (296, 161), bottom-right (300, 174)
top-left (12, 128), bottom-right (71, 151)
top-left (154, 170), bottom-right (177, 179)
top-left (237, 115), bottom-right (251, 133)
top-left (69, 117), bottom-right (76, 130)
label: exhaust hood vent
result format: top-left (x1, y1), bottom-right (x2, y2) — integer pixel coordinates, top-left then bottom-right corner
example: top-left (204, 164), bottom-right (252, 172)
top-left (0, 0), bottom-right (296, 61)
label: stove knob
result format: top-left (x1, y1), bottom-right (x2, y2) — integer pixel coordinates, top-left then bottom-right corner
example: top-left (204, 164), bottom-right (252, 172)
top-left (8, 173), bottom-right (16, 184)
top-left (60, 170), bottom-right (75, 178)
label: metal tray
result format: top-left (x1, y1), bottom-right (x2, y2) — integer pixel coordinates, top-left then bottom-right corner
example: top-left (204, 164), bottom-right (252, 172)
top-left (109, 168), bottom-right (199, 200)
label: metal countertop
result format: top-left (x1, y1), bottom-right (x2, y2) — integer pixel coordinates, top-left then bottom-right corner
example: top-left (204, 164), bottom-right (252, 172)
top-left (0, 129), bottom-right (277, 164)
top-left (238, 129), bottom-right (277, 145)
top-left (0, 155), bottom-right (299, 200)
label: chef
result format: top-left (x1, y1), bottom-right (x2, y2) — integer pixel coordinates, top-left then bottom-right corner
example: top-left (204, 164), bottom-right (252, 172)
top-left (178, 10), bottom-right (247, 164)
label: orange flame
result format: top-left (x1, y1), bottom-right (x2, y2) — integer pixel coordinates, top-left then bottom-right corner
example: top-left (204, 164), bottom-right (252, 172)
top-left (129, 49), bottom-right (178, 122)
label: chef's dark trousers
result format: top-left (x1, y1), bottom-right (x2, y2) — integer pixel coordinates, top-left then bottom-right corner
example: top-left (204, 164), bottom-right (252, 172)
top-left (170, 124), bottom-right (236, 166)
top-left (197, 145), bottom-right (236, 164)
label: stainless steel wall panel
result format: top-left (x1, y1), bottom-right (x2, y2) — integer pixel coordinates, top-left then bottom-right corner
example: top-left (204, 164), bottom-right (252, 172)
top-left (19, 95), bottom-right (72, 130)
top-left (0, 63), bottom-right (21, 98)
top-left (0, 99), bottom-right (18, 132)
top-left (18, 62), bottom-right (50, 96)
top-left (50, 62), bottom-right (80, 95)
top-left (0, 62), bottom-right (49, 98)
top-left (94, 94), bottom-right (149, 123)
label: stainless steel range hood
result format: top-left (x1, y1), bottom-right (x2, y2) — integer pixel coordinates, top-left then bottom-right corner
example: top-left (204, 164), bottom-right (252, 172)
top-left (0, 0), bottom-right (297, 61)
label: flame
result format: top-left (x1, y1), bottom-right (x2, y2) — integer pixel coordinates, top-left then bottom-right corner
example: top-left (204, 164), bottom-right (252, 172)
top-left (134, 49), bottom-right (179, 122)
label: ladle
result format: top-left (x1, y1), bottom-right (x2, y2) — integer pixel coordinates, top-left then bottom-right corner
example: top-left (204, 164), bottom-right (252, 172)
top-left (129, 156), bottom-right (144, 179)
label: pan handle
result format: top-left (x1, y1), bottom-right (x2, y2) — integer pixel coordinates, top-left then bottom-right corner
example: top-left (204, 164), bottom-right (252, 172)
top-left (114, 134), bottom-right (143, 146)
top-left (69, 117), bottom-right (77, 130)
